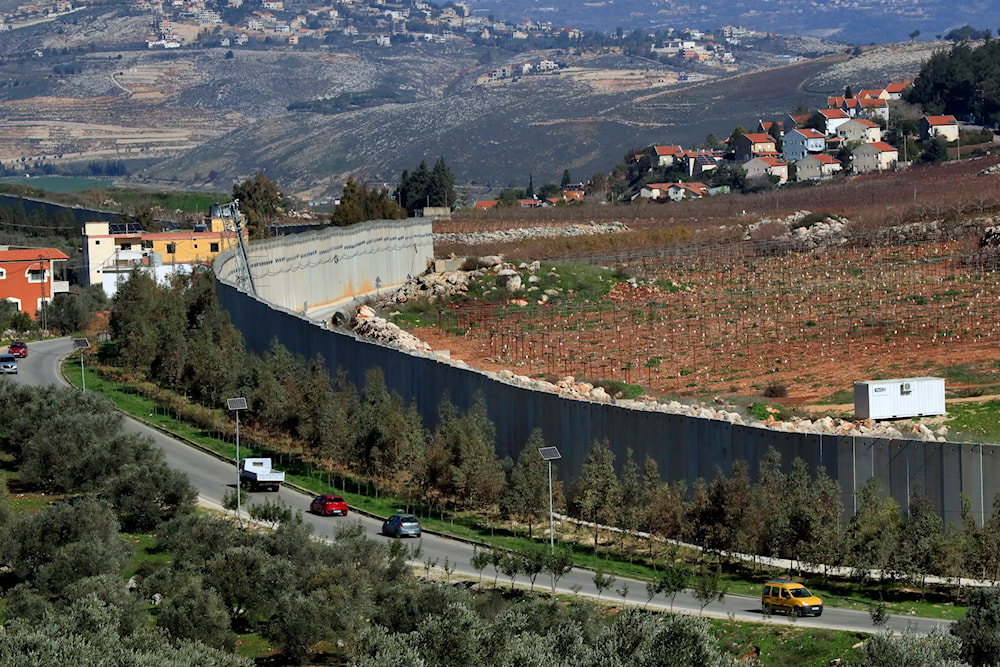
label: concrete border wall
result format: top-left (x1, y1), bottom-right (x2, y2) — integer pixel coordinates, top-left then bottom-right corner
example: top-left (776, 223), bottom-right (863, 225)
top-left (216, 218), bottom-right (434, 318)
top-left (215, 222), bottom-right (998, 525)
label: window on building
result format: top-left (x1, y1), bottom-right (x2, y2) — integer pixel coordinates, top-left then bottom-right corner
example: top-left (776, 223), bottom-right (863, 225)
top-left (210, 242), bottom-right (220, 253)
top-left (142, 240), bottom-right (153, 249)
top-left (166, 243), bottom-right (176, 254)
top-left (27, 268), bottom-right (45, 283)
top-left (0, 268), bottom-right (5, 279)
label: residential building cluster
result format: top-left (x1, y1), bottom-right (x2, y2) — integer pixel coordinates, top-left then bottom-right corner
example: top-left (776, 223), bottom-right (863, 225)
top-left (125, 0), bottom-right (591, 49)
top-left (0, 205), bottom-right (244, 320)
top-left (474, 187), bottom-right (586, 210)
top-left (0, 0), bottom-right (77, 29)
top-left (634, 79), bottom-right (970, 202)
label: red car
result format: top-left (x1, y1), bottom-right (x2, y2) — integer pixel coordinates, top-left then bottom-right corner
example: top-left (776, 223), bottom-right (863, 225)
top-left (7, 341), bottom-right (27, 358)
top-left (310, 494), bottom-right (349, 516)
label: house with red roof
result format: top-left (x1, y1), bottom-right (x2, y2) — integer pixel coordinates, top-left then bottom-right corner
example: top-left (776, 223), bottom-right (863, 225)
top-left (886, 80), bottom-right (912, 100)
top-left (782, 113), bottom-right (811, 133)
top-left (743, 156), bottom-right (789, 184)
top-left (666, 182), bottom-right (708, 201)
top-left (682, 150), bottom-right (722, 178)
top-left (756, 120), bottom-right (782, 137)
top-left (921, 115), bottom-right (960, 142)
top-left (732, 133), bottom-right (777, 162)
top-left (0, 247), bottom-right (70, 319)
top-left (783, 128), bottom-right (826, 160)
top-left (653, 145), bottom-right (684, 167)
top-left (796, 153), bottom-right (842, 181)
top-left (636, 183), bottom-right (674, 200)
top-left (857, 88), bottom-right (890, 100)
top-left (817, 109), bottom-right (851, 137)
top-left (836, 118), bottom-right (882, 145)
top-left (852, 141), bottom-right (899, 173)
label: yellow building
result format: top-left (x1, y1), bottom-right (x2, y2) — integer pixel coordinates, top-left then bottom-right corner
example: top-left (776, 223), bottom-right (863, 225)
top-left (81, 214), bottom-right (243, 296)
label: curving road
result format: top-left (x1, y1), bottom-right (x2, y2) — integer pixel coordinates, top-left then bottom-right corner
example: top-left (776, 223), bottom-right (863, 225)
top-left (9, 337), bottom-right (954, 635)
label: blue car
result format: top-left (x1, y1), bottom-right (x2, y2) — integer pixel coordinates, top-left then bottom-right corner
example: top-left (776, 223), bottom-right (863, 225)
top-left (382, 514), bottom-right (421, 538)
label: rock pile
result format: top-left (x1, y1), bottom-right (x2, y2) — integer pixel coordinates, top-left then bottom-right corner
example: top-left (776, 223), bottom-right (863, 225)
top-left (490, 371), bottom-right (948, 442)
top-left (352, 305), bottom-right (431, 352)
top-left (744, 211), bottom-right (849, 251)
top-left (435, 221), bottom-right (628, 246)
top-left (375, 256), bottom-right (564, 308)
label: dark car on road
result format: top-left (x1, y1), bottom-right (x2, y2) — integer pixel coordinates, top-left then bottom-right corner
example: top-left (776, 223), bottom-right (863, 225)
top-left (7, 341), bottom-right (27, 358)
top-left (309, 494), bottom-right (349, 516)
top-left (382, 514), bottom-right (421, 538)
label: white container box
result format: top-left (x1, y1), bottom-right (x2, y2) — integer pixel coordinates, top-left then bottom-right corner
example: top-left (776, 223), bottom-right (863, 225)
top-left (854, 377), bottom-right (945, 420)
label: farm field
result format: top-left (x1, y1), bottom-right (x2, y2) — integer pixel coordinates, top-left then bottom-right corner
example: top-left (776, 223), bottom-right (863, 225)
top-left (417, 234), bottom-right (999, 403)
top-left (420, 157), bottom-right (1000, 406)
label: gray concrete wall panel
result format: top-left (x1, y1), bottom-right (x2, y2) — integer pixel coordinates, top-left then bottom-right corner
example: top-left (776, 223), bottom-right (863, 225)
top-left (942, 444), bottom-right (968, 524)
top-left (217, 219), bottom-right (434, 312)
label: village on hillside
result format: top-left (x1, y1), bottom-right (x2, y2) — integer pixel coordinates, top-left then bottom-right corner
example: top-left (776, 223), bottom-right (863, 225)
top-left (472, 77), bottom-right (994, 208)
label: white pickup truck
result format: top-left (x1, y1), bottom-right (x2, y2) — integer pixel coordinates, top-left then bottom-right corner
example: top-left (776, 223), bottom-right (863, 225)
top-left (239, 458), bottom-right (285, 492)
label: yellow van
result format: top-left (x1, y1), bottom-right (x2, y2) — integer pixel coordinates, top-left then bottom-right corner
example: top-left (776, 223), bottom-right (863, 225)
top-left (761, 579), bottom-right (823, 617)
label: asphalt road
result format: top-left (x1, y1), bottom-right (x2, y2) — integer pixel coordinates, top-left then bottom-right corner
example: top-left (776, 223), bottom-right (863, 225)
top-left (8, 337), bottom-right (955, 635)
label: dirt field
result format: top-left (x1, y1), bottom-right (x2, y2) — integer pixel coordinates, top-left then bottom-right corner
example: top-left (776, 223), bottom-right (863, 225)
top-left (412, 229), bottom-right (1000, 405)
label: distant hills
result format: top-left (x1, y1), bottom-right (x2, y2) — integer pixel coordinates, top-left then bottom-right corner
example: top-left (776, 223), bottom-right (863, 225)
top-left (138, 42), bottom-right (935, 198)
top-left (0, 1), bottom-right (943, 198)
top-left (465, 0), bottom-right (1000, 46)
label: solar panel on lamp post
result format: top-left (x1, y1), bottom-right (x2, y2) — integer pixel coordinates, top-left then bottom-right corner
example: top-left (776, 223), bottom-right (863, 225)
top-left (72, 338), bottom-right (90, 393)
top-left (538, 446), bottom-right (562, 555)
top-left (227, 397), bottom-right (248, 526)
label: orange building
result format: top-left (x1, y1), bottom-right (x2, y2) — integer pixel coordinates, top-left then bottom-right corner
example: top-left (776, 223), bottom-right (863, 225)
top-left (0, 247), bottom-right (70, 319)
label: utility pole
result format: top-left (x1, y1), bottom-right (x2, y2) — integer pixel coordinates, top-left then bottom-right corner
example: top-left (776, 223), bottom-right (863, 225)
top-left (38, 254), bottom-right (47, 332)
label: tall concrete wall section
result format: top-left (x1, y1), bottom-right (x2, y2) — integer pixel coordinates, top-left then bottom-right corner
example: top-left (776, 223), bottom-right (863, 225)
top-left (216, 218), bottom-right (434, 314)
top-left (215, 223), bottom-right (1000, 525)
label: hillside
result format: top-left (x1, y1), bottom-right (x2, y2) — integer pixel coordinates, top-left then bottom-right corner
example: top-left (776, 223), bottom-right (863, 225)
top-left (0, 5), bottom-right (939, 199)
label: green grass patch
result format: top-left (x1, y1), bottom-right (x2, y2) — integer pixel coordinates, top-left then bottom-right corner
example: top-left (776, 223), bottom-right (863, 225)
top-left (941, 400), bottom-right (1000, 443)
top-left (235, 633), bottom-right (277, 660)
top-left (123, 531), bottom-right (173, 577)
top-left (818, 388), bottom-right (854, 405)
top-left (710, 618), bottom-right (867, 666)
top-left (936, 363), bottom-right (1000, 386)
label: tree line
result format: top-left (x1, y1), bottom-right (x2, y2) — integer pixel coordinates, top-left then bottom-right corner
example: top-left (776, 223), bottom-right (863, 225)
top-left (906, 39), bottom-right (1000, 127)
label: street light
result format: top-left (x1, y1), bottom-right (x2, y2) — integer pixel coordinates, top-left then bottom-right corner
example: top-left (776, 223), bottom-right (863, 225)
top-left (72, 338), bottom-right (90, 392)
top-left (227, 397), bottom-right (248, 526)
top-left (538, 446), bottom-right (562, 555)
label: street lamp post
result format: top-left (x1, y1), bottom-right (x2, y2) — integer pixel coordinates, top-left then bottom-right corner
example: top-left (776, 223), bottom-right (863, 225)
top-left (227, 397), bottom-right (249, 526)
top-left (72, 338), bottom-right (90, 392)
top-left (538, 446), bottom-right (562, 555)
